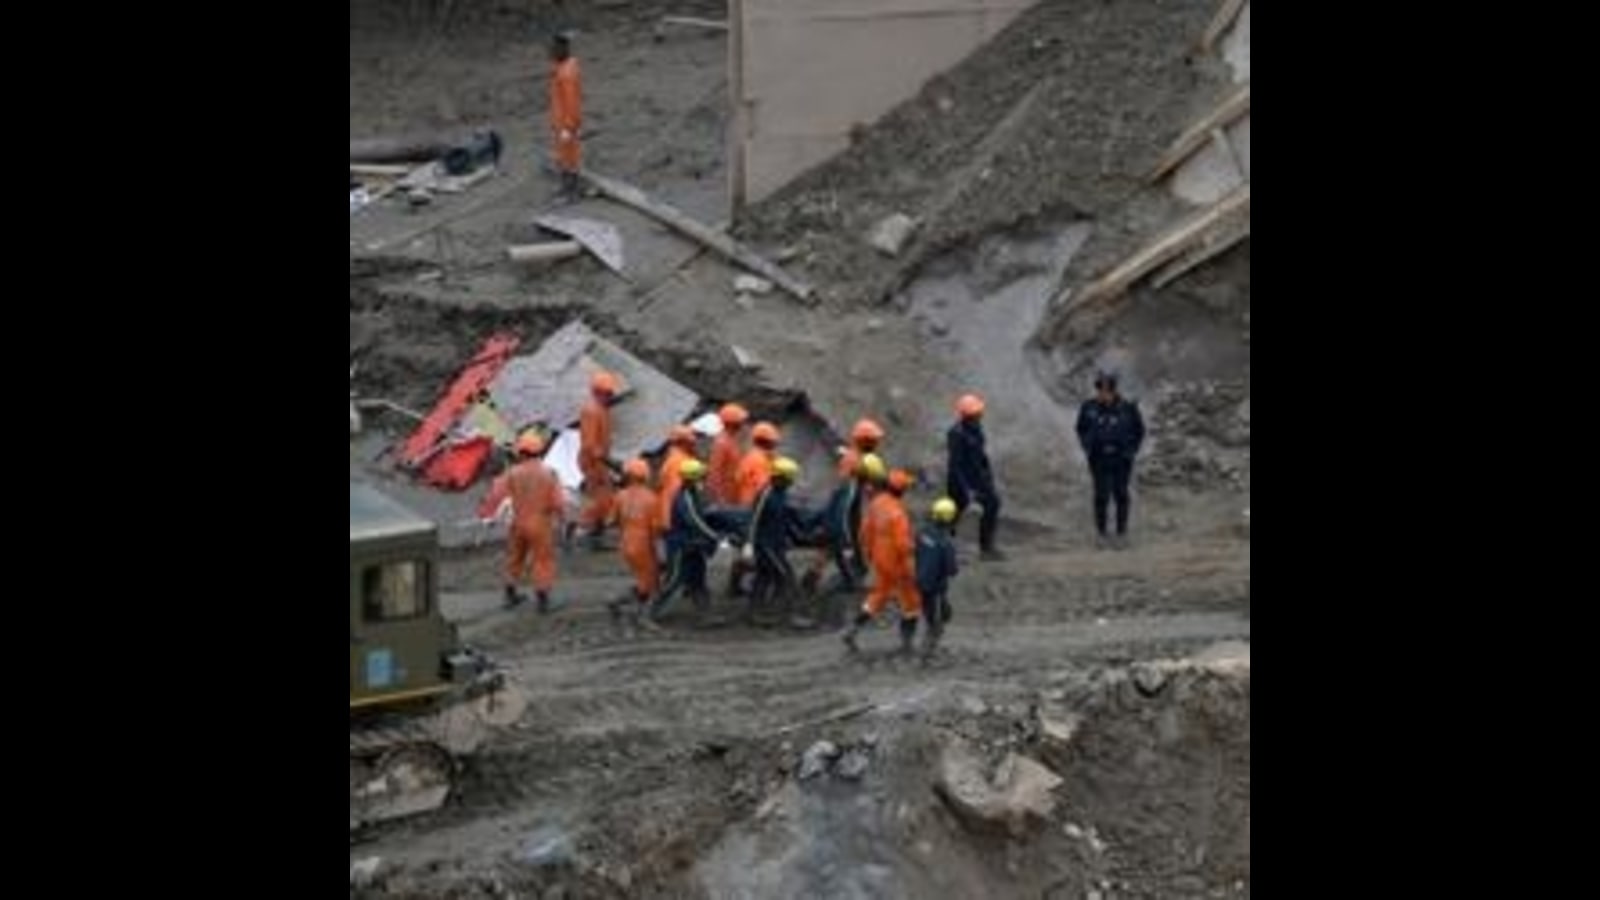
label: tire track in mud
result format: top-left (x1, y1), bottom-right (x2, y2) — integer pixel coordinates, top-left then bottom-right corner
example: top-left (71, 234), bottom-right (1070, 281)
top-left (367, 537), bottom-right (1248, 844)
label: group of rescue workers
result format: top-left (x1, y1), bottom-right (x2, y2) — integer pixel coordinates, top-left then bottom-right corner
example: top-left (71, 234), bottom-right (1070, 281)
top-left (491, 368), bottom-right (1145, 658)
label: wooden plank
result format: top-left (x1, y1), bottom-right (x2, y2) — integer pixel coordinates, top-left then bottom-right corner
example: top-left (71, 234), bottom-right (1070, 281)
top-left (1063, 183), bottom-right (1250, 315)
top-left (1147, 84), bottom-right (1250, 183)
top-left (506, 241), bottom-right (583, 265)
top-left (580, 168), bottom-right (814, 303)
top-left (350, 164), bottom-right (415, 178)
top-left (1150, 213), bottom-right (1250, 290)
top-left (662, 16), bottom-right (727, 30)
top-left (1200, 0), bottom-right (1246, 54)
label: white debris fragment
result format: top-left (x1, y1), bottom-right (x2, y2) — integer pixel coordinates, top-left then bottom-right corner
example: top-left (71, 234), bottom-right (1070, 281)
top-left (867, 213), bottom-right (919, 257)
top-left (734, 274), bottom-right (774, 295)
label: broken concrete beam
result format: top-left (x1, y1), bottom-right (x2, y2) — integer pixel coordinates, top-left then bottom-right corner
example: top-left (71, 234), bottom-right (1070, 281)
top-left (507, 241), bottom-right (584, 266)
top-left (867, 213), bottom-right (919, 258)
top-left (577, 168), bottom-right (814, 302)
top-left (350, 163), bottom-right (415, 178)
top-left (1150, 209), bottom-right (1250, 290)
top-left (1147, 85), bottom-right (1251, 183)
top-left (1061, 183), bottom-right (1250, 317)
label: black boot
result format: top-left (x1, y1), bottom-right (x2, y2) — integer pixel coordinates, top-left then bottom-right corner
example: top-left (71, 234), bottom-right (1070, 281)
top-left (504, 584), bottom-right (523, 608)
top-left (841, 612), bottom-right (871, 652)
top-left (898, 617), bottom-right (917, 655)
top-left (923, 620), bottom-right (943, 658)
top-left (536, 591), bottom-right (552, 614)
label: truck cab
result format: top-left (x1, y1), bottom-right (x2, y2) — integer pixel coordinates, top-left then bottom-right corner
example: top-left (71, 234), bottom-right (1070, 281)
top-left (350, 481), bottom-right (464, 711)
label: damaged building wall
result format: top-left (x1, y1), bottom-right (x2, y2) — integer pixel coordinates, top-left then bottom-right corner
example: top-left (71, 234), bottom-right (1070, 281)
top-left (732, 0), bottom-right (1032, 208)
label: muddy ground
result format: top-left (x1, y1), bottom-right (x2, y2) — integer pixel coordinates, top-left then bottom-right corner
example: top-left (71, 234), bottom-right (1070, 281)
top-left (351, 0), bottom-right (1249, 896)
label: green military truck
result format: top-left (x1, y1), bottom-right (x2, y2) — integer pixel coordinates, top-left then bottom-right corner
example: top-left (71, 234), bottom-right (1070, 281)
top-left (350, 481), bottom-right (523, 832)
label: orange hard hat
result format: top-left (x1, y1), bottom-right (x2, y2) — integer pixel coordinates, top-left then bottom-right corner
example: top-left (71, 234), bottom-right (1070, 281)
top-left (956, 393), bottom-right (986, 418)
top-left (669, 424), bottom-right (696, 447)
top-left (751, 421), bottom-right (781, 446)
top-left (887, 469), bottom-right (913, 493)
top-left (515, 431), bottom-right (546, 456)
top-left (592, 371), bottom-right (620, 395)
top-left (624, 458), bottom-right (651, 482)
top-left (719, 403), bottom-right (750, 426)
top-left (851, 418), bottom-right (885, 445)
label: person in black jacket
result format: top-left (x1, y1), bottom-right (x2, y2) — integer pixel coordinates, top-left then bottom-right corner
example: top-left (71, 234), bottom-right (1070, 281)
top-left (647, 459), bottom-right (737, 627)
top-left (946, 393), bottom-right (1004, 561)
top-left (743, 457), bottom-right (813, 628)
top-left (1075, 372), bottom-right (1146, 547)
top-left (915, 497), bottom-right (961, 657)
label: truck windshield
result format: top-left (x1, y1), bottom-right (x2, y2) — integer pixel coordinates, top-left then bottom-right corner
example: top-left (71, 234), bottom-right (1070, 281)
top-left (362, 561), bottom-right (428, 621)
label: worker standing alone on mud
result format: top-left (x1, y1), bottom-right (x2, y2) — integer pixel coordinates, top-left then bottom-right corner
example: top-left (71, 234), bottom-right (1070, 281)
top-left (708, 403), bottom-right (748, 505)
top-left (501, 431), bottom-right (565, 614)
top-left (915, 498), bottom-right (961, 657)
top-left (1075, 371), bottom-right (1146, 548)
top-left (608, 458), bottom-right (662, 623)
top-left (947, 393), bottom-right (1005, 561)
top-left (548, 32), bottom-right (583, 202)
top-left (843, 469), bottom-right (922, 655)
top-left (573, 371), bottom-right (620, 551)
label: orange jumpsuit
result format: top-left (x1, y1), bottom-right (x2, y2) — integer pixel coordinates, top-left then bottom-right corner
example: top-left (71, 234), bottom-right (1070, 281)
top-left (861, 491), bottom-right (922, 619)
top-left (579, 396), bottom-right (615, 530)
top-left (657, 446), bottom-right (693, 530)
top-left (505, 459), bottom-right (564, 592)
top-left (611, 484), bottom-right (662, 599)
top-left (549, 56), bottom-right (582, 172)
top-left (709, 430), bottom-right (743, 504)
top-left (735, 448), bottom-right (775, 506)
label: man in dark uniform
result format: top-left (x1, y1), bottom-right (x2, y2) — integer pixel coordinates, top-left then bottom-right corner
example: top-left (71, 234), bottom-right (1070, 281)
top-left (946, 393), bottom-right (1004, 561)
top-left (1075, 372), bottom-right (1146, 548)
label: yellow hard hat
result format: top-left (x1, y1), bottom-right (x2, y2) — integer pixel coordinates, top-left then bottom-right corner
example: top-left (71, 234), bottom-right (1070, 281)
top-left (858, 453), bottom-right (887, 483)
top-left (931, 497), bottom-right (958, 522)
top-left (679, 458), bottom-right (707, 481)
top-left (772, 456), bottom-right (800, 480)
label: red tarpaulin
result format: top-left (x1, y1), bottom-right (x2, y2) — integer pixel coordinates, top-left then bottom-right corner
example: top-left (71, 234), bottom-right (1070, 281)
top-left (420, 436), bottom-right (493, 491)
top-left (398, 333), bottom-right (521, 468)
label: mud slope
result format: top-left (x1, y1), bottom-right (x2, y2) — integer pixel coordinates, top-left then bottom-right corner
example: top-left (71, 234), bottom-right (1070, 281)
top-left (738, 0), bottom-right (1230, 309)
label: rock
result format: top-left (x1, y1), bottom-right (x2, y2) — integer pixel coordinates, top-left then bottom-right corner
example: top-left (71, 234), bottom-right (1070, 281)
top-left (836, 749), bottom-right (871, 781)
top-left (798, 740), bottom-right (841, 780)
top-left (1132, 665), bottom-right (1169, 696)
top-left (935, 739), bottom-right (1063, 837)
top-left (862, 731), bottom-right (880, 748)
top-left (519, 825), bottom-right (574, 868)
top-left (889, 385), bottom-right (908, 402)
top-left (960, 695), bottom-right (988, 716)
top-left (1087, 891), bottom-right (1103, 900)
top-left (1038, 711), bottom-right (1080, 747)
top-left (731, 345), bottom-right (762, 370)
top-left (350, 856), bottom-right (382, 887)
top-left (775, 245), bottom-right (802, 263)
top-left (867, 213), bottom-right (919, 257)
top-left (865, 318), bottom-right (884, 334)
top-left (735, 274), bottom-right (774, 295)
top-left (734, 294), bottom-right (755, 312)
top-left (936, 95), bottom-right (955, 114)
top-left (1063, 822), bottom-right (1085, 840)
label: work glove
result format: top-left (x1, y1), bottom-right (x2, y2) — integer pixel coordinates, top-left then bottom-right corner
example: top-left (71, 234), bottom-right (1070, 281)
top-left (741, 544), bottom-right (756, 564)
top-left (560, 129), bottom-right (574, 142)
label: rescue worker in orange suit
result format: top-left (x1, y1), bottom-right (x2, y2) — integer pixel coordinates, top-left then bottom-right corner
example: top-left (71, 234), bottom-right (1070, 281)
top-left (730, 421), bottom-right (781, 596)
top-left (574, 370), bottom-right (620, 551)
top-left (657, 425), bottom-right (699, 532)
top-left (947, 393), bottom-right (1005, 561)
top-left (708, 403), bottom-right (749, 505)
top-left (742, 456), bottom-right (812, 628)
top-left (842, 469), bottom-right (923, 655)
top-left (501, 431), bottom-right (566, 614)
top-left (806, 419), bottom-right (884, 590)
top-left (548, 32), bottom-right (583, 202)
top-left (607, 458), bottom-right (662, 622)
